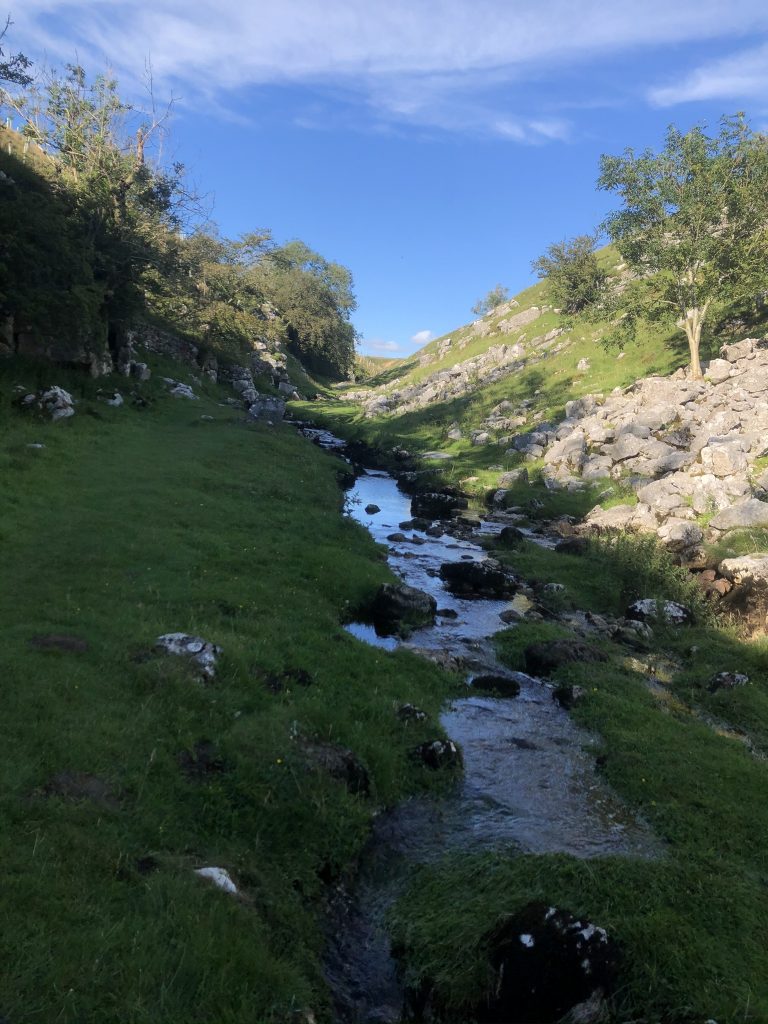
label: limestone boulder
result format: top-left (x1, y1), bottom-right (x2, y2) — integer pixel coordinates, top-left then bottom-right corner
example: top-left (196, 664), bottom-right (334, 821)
top-left (704, 358), bottom-right (733, 383)
top-left (709, 499), bottom-right (768, 533)
top-left (699, 440), bottom-right (749, 478)
top-left (155, 633), bottom-right (221, 679)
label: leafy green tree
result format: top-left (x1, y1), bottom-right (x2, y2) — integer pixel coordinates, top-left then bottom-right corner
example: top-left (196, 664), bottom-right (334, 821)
top-left (598, 114), bottom-right (768, 378)
top-left (0, 16), bottom-right (31, 86)
top-left (531, 234), bottom-right (606, 314)
top-left (3, 62), bottom-right (189, 339)
top-left (262, 240), bottom-right (358, 376)
top-left (471, 284), bottom-right (509, 316)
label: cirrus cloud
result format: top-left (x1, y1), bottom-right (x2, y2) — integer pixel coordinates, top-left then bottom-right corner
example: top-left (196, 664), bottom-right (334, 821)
top-left (9, 1), bottom-right (768, 138)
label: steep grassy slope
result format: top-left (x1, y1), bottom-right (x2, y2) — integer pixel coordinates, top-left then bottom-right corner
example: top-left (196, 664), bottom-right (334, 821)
top-left (0, 359), bottom-right (457, 1023)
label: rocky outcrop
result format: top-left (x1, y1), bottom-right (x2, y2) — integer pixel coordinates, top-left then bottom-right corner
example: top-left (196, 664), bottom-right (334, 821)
top-left (18, 386), bottom-right (76, 421)
top-left (347, 307), bottom-right (568, 419)
top-left (519, 337), bottom-right (768, 553)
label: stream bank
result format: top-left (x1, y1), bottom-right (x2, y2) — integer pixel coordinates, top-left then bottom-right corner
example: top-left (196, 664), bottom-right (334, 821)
top-left (305, 428), bottom-right (659, 1024)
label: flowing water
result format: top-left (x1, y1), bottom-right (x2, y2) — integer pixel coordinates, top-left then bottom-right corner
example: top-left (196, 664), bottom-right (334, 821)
top-left (302, 430), bottom-right (658, 1023)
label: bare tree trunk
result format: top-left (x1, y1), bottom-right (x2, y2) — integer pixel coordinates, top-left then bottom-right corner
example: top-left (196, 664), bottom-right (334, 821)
top-left (683, 307), bottom-right (705, 379)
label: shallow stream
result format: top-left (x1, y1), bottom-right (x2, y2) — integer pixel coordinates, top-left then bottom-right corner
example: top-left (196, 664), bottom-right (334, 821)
top-left (303, 430), bottom-right (657, 1023)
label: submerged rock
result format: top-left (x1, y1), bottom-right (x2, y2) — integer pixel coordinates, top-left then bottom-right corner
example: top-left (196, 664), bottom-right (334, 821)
top-left (439, 559), bottom-right (518, 598)
top-left (471, 674), bottom-right (522, 697)
top-left (371, 583), bottom-right (437, 636)
top-left (411, 491), bottom-right (468, 520)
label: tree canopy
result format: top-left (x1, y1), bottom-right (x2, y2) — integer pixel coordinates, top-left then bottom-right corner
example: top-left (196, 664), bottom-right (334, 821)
top-left (531, 235), bottom-right (606, 315)
top-left (471, 284), bottom-right (510, 316)
top-left (0, 16), bottom-right (31, 86)
top-left (598, 114), bottom-right (768, 377)
top-left (0, 58), bottom-right (358, 378)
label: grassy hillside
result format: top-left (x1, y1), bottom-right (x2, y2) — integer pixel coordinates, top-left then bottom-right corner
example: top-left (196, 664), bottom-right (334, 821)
top-left (306, 247), bottom-right (765, 501)
top-left (292, 258), bottom-right (768, 1022)
top-left (0, 358), bottom-right (457, 1023)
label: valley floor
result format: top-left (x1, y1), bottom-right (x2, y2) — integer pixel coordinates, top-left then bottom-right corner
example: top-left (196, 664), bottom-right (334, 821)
top-left (0, 359), bottom-right (456, 1023)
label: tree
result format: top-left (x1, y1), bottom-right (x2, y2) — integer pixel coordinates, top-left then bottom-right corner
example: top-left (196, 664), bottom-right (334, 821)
top-left (471, 284), bottom-right (509, 316)
top-left (531, 234), bottom-right (606, 314)
top-left (3, 62), bottom-right (191, 338)
top-left (261, 240), bottom-right (358, 377)
top-left (0, 16), bottom-right (31, 86)
top-left (598, 115), bottom-right (768, 378)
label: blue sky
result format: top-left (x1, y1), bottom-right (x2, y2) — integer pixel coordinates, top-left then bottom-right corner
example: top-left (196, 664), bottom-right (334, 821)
top-left (8, 1), bottom-right (768, 355)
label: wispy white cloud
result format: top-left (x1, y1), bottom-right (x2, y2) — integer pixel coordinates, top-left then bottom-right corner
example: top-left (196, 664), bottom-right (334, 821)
top-left (410, 329), bottom-right (433, 345)
top-left (649, 42), bottom-right (768, 106)
top-left (10, 1), bottom-right (768, 137)
top-left (366, 339), bottom-right (403, 353)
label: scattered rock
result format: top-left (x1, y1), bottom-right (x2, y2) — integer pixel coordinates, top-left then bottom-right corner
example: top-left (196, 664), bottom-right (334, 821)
top-left (496, 526), bottom-right (526, 548)
top-left (19, 386), bottom-right (75, 421)
top-left (163, 379), bottom-right (198, 400)
top-left (154, 633), bottom-right (222, 679)
top-left (370, 583), bottom-right (437, 636)
top-left (709, 671), bottom-right (749, 693)
top-left (411, 492), bottom-right (469, 520)
top-left (410, 739), bottom-right (463, 770)
top-left (248, 396), bottom-right (286, 421)
top-left (194, 866), bottom-right (238, 895)
top-left (625, 599), bottom-right (692, 625)
top-left (555, 537), bottom-right (589, 556)
top-left (439, 559), bottom-right (518, 598)
top-left (397, 703), bottom-right (428, 722)
top-left (477, 902), bottom-right (619, 1024)
top-left (364, 503), bottom-right (381, 515)
top-left (709, 499), bottom-right (768, 533)
top-left (553, 684), bottom-right (587, 709)
top-left (470, 674), bottom-right (522, 697)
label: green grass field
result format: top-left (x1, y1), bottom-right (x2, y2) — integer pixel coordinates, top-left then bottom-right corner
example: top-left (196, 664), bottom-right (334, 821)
top-left (0, 358), bottom-right (458, 1023)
